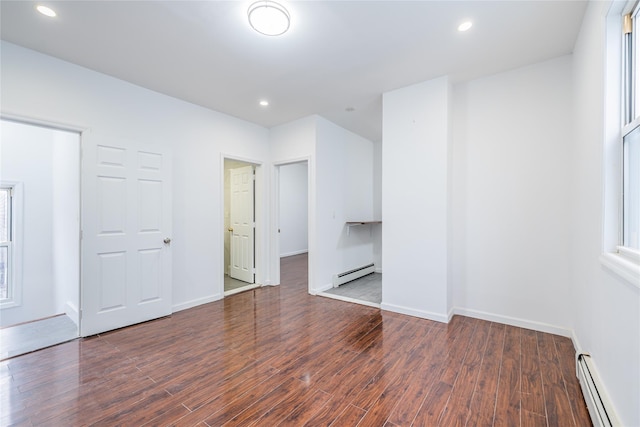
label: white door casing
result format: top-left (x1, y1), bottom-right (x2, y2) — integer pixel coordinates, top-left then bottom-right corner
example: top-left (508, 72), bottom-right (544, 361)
top-left (229, 165), bottom-right (254, 283)
top-left (81, 133), bottom-right (172, 336)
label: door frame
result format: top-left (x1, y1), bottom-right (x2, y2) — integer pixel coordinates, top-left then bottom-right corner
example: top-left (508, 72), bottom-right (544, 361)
top-left (220, 154), bottom-right (265, 297)
top-left (0, 113), bottom-right (84, 334)
top-left (272, 157), bottom-right (312, 293)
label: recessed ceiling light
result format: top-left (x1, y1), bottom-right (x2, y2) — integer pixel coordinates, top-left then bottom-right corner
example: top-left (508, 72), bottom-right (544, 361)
top-left (259, 100), bottom-right (269, 107)
top-left (248, 1), bottom-right (290, 36)
top-left (458, 21), bottom-right (473, 32)
top-left (36, 5), bottom-right (57, 17)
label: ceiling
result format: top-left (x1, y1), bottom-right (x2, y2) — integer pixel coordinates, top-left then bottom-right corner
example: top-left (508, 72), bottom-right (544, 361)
top-left (1, 1), bottom-right (588, 142)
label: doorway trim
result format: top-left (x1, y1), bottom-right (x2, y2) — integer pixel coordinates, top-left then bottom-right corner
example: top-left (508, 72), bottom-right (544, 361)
top-left (220, 154), bottom-right (265, 298)
top-left (0, 113), bottom-right (83, 335)
top-left (272, 157), bottom-right (313, 293)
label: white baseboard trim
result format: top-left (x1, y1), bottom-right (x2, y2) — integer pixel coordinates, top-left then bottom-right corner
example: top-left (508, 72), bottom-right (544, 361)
top-left (451, 307), bottom-right (573, 338)
top-left (380, 302), bottom-right (449, 323)
top-left (172, 294), bottom-right (222, 313)
top-left (224, 284), bottom-right (260, 297)
top-left (309, 283), bottom-right (333, 295)
top-left (317, 292), bottom-right (381, 309)
top-left (65, 301), bottom-right (79, 326)
top-left (280, 250), bottom-right (308, 258)
top-left (571, 330), bottom-right (583, 361)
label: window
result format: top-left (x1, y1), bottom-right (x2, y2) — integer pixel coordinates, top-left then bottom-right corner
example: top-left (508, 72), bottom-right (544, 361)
top-left (0, 186), bottom-right (13, 301)
top-left (601, 4), bottom-right (640, 285)
top-left (0, 182), bottom-right (22, 308)
top-left (623, 124), bottom-right (640, 250)
top-left (622, 7), bottom-right (640, 253)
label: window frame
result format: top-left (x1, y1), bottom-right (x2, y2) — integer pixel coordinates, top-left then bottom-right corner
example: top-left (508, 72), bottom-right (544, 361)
top-left (622, 4), bottom-right (640, 255)
top-left (600, 2), bottom-right (640, 287)
top-left (0, 182), bottom-right (23, 309)
top-left (621, 118), bottom-right (640, 252)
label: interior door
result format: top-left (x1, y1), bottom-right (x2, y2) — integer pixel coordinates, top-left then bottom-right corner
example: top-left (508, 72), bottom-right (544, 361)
top-left (229, 165), bottom-right (255, 283)
top-left (81, 133), bottom-right (172, 336)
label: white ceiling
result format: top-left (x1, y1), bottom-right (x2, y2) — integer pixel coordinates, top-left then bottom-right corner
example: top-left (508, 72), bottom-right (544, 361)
top-left (1, 1), bottom-right (587, 142)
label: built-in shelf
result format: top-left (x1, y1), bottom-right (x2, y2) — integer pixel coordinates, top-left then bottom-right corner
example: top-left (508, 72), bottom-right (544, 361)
top-left (346, 221), bottom-right (382, 236)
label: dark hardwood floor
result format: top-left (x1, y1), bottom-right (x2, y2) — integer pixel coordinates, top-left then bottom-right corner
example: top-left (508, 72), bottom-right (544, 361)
top-left (1, 254), bottom-right (591, 426)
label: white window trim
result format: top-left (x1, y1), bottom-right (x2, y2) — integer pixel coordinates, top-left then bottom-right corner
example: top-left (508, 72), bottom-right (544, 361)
top-left (600, 252), bottom-right (640, 289)
top-left (600, 3), bottom-right (640, 287)
top-left (0, 182), bottom-right (23, 309)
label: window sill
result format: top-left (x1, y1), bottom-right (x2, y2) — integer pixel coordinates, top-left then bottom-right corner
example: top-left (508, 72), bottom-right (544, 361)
top-left (600, 250), bottom-right (640, 289)
top-left (0, 299), bottom-right (20, 310)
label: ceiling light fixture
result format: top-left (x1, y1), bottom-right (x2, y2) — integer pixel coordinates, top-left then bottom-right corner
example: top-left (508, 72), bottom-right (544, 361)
top-left (36, 5), bottom-right (57, 17)
top-left (259, 100), bottom-right (269, 107)
top-left (248, 1), bottom-right (290, 36)
top-left (458, 21), bottom-right (473, 32)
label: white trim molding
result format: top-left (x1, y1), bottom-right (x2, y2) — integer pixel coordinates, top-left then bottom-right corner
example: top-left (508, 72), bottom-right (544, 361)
top-left (451, 307), bottom-right (573, 338)
top-left (600, 252), bottom-right (640, 289)
top-left (280, 249), bottom-right (308, 258)
top-left (172, 294), bottom-right (222, 313)
top-left (380, 302), bottom-right (449, 323)
top-left (317, 292), bottom-right (380, 309)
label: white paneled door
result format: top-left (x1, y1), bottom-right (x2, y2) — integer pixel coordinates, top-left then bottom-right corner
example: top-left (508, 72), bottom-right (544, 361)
top-left (81, 134), bottom-right (172, 336)
top-left (229, 165), bottom-right (255, 283)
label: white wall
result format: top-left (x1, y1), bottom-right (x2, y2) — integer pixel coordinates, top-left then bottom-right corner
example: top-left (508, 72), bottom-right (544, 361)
top-left (1, 41), bottom-right (270, 312)
top-left (316, 117), bottom-right (375, 291)
top-left (1, 120), bottom-right (55, 326)
top-left (382, 76), bottom-right (451, 321)
top-left (571, 2), bottom-right (640, 425)
top-left (51, 129), bottom-right (80, 326)
top-left (279, 162), bottom-right (308, 257)
top-left (452, 56), bottom-right (574, 333)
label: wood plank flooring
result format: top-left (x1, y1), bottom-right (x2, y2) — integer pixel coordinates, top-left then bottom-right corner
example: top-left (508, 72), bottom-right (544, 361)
top-left (0, 254), bottom-right (592, 426)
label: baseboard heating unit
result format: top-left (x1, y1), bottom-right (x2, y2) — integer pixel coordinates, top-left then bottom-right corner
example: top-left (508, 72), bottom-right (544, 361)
top-left (576, 353), bottom-right (620, 427)
top-left (332, 263), bottom-right (375, 287)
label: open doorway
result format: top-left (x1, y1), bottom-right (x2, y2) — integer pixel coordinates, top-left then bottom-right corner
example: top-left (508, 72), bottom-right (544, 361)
top-left (0, 118), bottom-right (80, 359)
top-left (223, 158), bottom-right (260, 296)
top-left (275, 160), bottom-right (310, 290)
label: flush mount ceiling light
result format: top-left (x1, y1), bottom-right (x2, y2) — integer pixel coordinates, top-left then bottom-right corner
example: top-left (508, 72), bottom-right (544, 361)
top-left (458, 21), bottom-right (473, 32)
top-left (248, 1), bottom-right (290, 36)
top-left (36, 4), bottom-right (57, 17)
top-left (259, 100), bottom-right (269, 106)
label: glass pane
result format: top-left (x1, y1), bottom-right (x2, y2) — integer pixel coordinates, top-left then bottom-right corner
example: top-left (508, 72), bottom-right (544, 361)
top-left (624, 126), bottom-right (640, 249)
top-left (0, 189), bottom-right (8, 243)
top-left (0, 246), bottom-right (7, 300)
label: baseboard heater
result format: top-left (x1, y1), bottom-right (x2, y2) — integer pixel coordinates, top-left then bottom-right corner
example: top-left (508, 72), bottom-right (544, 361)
top-left (332, 263), bottom-right (375, 288)
top-left (576, 353), bottom-right (620, 427)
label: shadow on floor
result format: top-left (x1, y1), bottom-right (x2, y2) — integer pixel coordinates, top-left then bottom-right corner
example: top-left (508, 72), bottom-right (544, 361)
top-left (1, 314), bottom-right (78, 360)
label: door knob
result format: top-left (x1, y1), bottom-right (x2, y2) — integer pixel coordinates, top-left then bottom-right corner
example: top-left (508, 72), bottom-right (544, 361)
top-left (163, 238), bottom-right (171, 244)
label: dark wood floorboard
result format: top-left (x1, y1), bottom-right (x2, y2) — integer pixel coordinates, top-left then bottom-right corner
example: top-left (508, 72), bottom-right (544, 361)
top-left (0, 253), bottom-right (591, 426)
